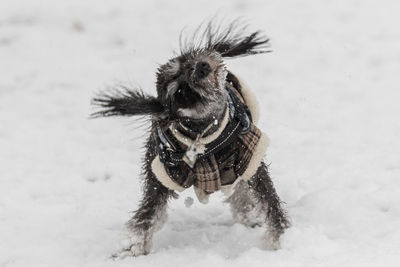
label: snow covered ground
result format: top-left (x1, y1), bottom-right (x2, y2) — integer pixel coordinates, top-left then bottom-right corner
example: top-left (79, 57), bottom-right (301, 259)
top-left (1, 0), bottom-right (400, 266)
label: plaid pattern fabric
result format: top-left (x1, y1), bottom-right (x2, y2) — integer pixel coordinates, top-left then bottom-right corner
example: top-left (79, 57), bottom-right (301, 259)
top-left (163, 86), bottom-right (263, 193)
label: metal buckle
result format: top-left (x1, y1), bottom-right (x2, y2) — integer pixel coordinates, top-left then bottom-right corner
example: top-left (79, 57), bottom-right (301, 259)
top-left (182, 119), bottom-right (216, 168)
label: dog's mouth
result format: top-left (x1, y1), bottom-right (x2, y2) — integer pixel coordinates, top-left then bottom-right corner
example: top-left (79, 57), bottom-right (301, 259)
top-left (172, 81), bottom-right (204, 108)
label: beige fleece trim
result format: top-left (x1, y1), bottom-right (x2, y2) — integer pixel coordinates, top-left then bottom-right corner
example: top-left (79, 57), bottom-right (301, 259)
top-left (151, 156), bottom-right (185, 192)
top-left (240, 132), bottom-right (269, 181)
top-left (235, 74), bottom-right (260, 125)
top-left (169, 106), bottom-right (230, 147)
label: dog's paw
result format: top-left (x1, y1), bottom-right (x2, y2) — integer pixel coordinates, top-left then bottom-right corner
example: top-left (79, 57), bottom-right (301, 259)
top-left (264, 220), bottom-right (291, 250)
top-left (264, 230), bottom-right (282, 250)
top-left (111, 237), bottom-right (150, 259)
top-left (111, 243), bottom-right (147, 259)
top-left (265, 237), bottom-right (281, 250)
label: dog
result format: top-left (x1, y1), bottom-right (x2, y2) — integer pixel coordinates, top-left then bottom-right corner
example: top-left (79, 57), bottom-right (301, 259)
top-left (92, 20), bottom-right (290, 258)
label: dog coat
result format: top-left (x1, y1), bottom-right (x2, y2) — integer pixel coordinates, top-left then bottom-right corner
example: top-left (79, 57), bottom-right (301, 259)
top-left (151, 76), bottom-right (269, 200)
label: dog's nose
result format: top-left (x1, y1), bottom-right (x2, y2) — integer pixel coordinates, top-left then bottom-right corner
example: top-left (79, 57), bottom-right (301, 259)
top-left (195, 61), bottom-right (211, 78)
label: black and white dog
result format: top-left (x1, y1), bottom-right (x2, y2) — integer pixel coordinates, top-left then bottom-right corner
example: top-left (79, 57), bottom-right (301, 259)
top-left (92, 20), bottom-right (290, 258)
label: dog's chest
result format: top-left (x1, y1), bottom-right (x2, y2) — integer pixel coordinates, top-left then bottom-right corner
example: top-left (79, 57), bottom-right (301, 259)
top-left (151, 83), bottom-right (269, 200)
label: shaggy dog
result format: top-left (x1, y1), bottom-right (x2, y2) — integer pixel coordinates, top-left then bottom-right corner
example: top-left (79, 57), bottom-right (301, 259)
top-left (92, 20), bottom-right (290, 258)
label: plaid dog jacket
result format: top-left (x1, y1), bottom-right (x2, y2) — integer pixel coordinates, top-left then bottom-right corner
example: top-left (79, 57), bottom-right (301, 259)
top-left (151, 76), bottom-right (269, 198)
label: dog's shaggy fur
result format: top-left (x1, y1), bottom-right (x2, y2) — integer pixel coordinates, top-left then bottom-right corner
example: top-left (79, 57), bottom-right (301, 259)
top-left (92, 20), bottom-right (290, 257)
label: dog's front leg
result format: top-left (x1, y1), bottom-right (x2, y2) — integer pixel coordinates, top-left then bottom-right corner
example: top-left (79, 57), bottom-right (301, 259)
top-left (115, 172), bottom-right (172, 258)
top-left (248, 161), bottom-right (291, 250)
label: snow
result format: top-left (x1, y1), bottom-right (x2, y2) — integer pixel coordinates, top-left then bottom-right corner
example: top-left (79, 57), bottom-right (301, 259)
top-left (1, 0), bottom-right (400, 266)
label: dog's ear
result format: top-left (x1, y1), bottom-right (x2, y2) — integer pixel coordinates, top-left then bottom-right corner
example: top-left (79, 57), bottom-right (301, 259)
top-left (91, 86), bottom-right (165, 118)
top-left (180, 19), bottom-right (270, 58)
top-left (206, 20), bottom-right (270, 58)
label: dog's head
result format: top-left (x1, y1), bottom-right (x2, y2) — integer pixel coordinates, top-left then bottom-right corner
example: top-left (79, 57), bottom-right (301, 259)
top-left (156, 51), bottom-right (227, 120)
top-left (92, 20), bottom-right (269, 122)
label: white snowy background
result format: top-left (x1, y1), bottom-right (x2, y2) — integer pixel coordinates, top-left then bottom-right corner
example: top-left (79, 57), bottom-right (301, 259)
top-left (1, 0), bottom-right (400, 266)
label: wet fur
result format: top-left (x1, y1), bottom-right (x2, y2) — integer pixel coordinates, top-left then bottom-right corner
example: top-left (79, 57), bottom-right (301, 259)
top-left (92, 86), bottom-right (164, 118)
top-left (92, 20), bottom-right (290, 258)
